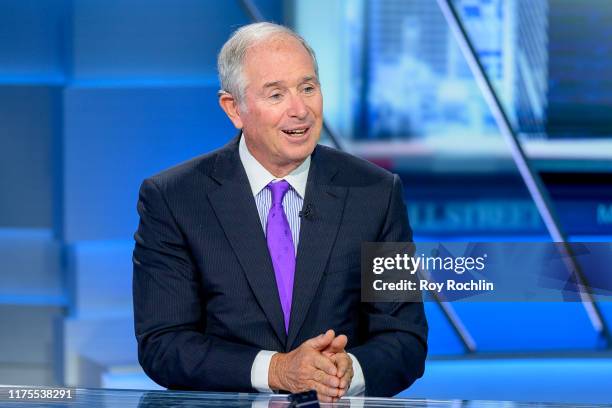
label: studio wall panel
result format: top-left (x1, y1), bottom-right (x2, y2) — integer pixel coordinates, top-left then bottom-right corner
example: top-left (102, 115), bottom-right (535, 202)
top-left (400, 358), bottom-right (612, 404)
top-left (71, 0), bottom-right (251, 80)
top-left (64, 316), bottom-right (139, 370)
top-left (0, 86), bottom-right (60, 228)
top-left (451, 302), bottom-right (601, 351)
top-left (0, 229), bottom-right (62, 299)
top-left (0, 0), bottom-right (67, 81)
top-left (0, 366), bottom-right (56, 387)
top-left (62, 84), bottom-right (235, 241)
top-left (0, 305), bottom-right (63, 367)
top-left (69, 240), bottom-right (134, 317)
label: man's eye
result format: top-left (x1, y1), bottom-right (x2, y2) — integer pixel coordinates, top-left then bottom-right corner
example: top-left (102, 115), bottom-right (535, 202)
top-left (269, 93), bottom-right (283, 100)
top-left (303, 86), bottom-right (315, 93)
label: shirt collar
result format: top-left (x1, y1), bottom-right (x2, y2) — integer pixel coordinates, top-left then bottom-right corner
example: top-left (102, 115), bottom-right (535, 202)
top-left (239, 133), bottom-right (310, 198)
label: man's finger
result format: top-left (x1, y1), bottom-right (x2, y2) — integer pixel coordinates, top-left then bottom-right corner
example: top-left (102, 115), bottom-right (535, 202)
top-left (311, 351), bottom-right (338, 376)
top-left (313, 369), bottom-right (340, 388)
top-left (327, 334), bottom-right (348, 353)
top-left (305, 329), bottom-right (335, 350)
top-left (339, 366), bottom-right (353, 391)
top-left (331, 352), bottom-right (352, 378)
top-left (309, 380), bottom-right (340, 402)
top-left (316, 393), bottom-right (333, 404)
top-left (329, 353), bottom-right (354, 392)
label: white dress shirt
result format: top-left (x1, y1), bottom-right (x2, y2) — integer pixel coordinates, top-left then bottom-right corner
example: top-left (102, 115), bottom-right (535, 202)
top-left (238, 135), bottom-right (365, 396)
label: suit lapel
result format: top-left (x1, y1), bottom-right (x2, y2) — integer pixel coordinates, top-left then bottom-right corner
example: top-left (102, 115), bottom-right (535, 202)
top-left (207, 138), bottom-right (287, 346)
top-left (287, 149), bottom-right (348, 350)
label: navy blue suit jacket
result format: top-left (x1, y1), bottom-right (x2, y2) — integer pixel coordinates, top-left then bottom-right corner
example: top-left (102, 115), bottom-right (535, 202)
top-left (133, 136), bottom-right (428, 397)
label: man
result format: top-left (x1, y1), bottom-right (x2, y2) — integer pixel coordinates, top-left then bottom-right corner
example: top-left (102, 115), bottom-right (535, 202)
top-left (133, 22), bottom-right (427, 401)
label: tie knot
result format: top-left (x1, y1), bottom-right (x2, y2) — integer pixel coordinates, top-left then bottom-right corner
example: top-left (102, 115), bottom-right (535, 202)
top-left (267, 180), bottom-right (291, 205)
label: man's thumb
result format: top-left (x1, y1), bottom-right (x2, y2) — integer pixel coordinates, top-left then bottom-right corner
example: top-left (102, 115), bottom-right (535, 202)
top-left (308, 329), bottom-right (335, 350)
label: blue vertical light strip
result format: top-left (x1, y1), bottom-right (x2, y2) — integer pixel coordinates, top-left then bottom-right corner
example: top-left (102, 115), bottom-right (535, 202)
top-left (53, 0), bottom-right (72, 242)
top-left (358, 0), bottom-right (371, 141)
top-left (238, 0), bottom-right (265, 21)
top-left (62, 0), bottom-right (75, 83)
top-left (54, 0), bottom-right (74, 386)
top-left (437, 0), bottom-right (610, 348)
top-left (60, 0), bottom-right (77, 318)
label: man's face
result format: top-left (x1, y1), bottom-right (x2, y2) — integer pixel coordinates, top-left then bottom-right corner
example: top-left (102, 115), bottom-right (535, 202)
top-left (232, 36), bottom-right (323, 174)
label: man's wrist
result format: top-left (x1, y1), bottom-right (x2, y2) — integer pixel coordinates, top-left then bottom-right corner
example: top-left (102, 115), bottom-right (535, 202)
top-left (268, 352), bottom-right (284, 391)
top-left (345, 353), bottom-right (366, 396)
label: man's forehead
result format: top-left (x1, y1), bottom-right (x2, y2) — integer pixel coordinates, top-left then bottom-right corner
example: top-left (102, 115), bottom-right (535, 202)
top-left (251, 34), bottom-right (303, 52)
top-left (243, 38), bottom-right (317, 89)
top-left (244, 36), bottom-right (313, 67)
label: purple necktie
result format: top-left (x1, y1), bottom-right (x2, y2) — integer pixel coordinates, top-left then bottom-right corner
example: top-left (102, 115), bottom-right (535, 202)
top-left (266, 180), bottom-right (296, 334)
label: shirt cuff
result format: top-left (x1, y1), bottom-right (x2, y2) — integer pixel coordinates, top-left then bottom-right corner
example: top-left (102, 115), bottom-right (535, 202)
top-left (251, 350), bottom-right (277, 392)
top-left (346, 353), bottom-right (366, 396)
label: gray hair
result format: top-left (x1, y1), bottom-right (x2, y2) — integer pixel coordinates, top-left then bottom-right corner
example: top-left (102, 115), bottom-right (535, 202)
top-left (217, 22), bottom-right (319, 105)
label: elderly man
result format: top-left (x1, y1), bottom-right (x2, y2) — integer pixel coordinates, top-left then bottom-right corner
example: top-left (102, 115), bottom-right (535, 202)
top-left (133, 22), bottom-right (427, 401)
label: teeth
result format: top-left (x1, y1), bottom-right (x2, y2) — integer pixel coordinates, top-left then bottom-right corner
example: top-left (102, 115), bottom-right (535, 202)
top-left (284, 129), bottom-right (307, 135)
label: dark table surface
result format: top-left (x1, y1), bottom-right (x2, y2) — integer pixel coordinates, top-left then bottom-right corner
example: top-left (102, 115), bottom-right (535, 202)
top-left (0, 387), bottom-right (610, 408)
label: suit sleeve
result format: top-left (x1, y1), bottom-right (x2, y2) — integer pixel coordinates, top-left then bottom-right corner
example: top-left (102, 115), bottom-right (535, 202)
top-left (348, 174), bottom-right (428, 397)
top-left (133, 178), bottom-right (260, 391)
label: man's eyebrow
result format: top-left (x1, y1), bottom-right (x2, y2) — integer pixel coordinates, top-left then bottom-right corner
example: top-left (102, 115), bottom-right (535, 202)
top-left (262, 80), bottom-right (285, 89)
top-left (301, 75), bottom-right (319, 84)
top-left (262, 76), bottom-right (319, 89)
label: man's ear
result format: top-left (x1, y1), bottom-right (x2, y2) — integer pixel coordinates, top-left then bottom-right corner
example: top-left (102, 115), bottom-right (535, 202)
top-left (218, 93), bottom-right (244, 129)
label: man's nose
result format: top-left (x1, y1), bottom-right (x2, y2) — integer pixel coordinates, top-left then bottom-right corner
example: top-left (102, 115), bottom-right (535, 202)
top-left (286, 93), bottom-right (308, 119)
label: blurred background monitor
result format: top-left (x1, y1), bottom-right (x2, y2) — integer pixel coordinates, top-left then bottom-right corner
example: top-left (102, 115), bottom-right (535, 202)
top-left (296, 0), bottom-right (612, 240)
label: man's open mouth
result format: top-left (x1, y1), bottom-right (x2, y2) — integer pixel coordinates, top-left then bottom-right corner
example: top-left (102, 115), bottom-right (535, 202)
top-left (282, 127), bottom-right (309, 136)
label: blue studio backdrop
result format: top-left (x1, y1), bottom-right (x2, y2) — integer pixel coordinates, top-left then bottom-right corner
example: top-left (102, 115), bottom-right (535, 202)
top-left (1, 0), bottom-right (611, 404)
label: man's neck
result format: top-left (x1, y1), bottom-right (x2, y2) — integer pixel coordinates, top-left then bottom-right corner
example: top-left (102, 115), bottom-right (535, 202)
top-left (263, 162), bottom-right (302, 179)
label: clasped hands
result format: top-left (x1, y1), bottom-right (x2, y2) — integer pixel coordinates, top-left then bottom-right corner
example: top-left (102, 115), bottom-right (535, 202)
top-left (268, 329), bottom-right (354, 403)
